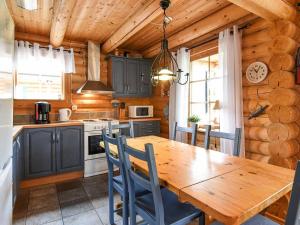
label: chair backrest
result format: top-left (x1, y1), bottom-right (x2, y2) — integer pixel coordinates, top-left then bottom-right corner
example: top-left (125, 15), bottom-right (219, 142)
top-left (102, 129), bottom-right (127, 188)
top-left (285, 161), bottom-right (300, 225)
top-left (118, 136), bottom-right (164, 225)
top-left (108, 121), bottom-right (134, 138)
top-left (172, 122), bottom-right (198, 146)
top-left (204, 125), bottom-right (241, 157)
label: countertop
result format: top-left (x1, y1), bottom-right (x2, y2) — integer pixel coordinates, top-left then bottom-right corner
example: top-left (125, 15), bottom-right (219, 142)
top-left (13, 118), bottom-right (161, 139)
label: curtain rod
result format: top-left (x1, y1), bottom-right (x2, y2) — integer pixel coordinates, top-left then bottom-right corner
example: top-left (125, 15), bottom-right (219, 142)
top-left (187, 23), bottom-right (250, 51)
top-left (16, 41), bottom-right (82, 54)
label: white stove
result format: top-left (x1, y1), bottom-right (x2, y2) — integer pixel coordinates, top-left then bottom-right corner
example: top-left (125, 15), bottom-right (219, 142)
top-left (82, 119), bottom-right (119, 177)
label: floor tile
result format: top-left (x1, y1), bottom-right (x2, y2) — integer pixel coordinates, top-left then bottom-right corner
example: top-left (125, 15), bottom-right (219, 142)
top-left (90, 192), bottom-right (121, 209)
top-left (83, 182), bottom-right (108, 198)
top-left (63, 210), bottom-right (103, 225)
top-left (43, 220), bottom-right (64, 225)
top-left (58, 187), bottom-right (87, 204)
top-left (60, 197), bottom-right (93, 218)
top-left (26, 205), bottom-right (62, 225)
top-left (95, 205), bottom-right (122, 225)
top-left (56, 180), bottom-right (82, 192)
top-left (28, 193), bottom-right (59, 212)
top-left (29, 184), bottom-right (57, 198)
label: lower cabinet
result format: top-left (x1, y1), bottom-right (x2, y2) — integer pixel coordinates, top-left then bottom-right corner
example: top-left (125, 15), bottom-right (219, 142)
top-left (121, 120), bottom-right (160, 137)
top-left (23, 126), bottom-right (83, 179)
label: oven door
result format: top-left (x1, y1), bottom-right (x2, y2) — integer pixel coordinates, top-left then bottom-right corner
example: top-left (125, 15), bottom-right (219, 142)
top-left (84, 131), bottom-right (106, 160)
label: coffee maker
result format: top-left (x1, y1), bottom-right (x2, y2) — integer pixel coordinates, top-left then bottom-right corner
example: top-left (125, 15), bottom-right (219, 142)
top-left (35, 102), bottom-right (51, 124)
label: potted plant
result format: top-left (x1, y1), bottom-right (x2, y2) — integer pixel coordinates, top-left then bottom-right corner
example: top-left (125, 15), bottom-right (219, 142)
top-left (188, 115), bottom-right (200, 126)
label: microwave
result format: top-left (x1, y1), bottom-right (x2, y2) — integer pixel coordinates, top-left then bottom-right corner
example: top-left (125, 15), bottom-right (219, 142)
top-left (128, 105), bottom-right (153, 118)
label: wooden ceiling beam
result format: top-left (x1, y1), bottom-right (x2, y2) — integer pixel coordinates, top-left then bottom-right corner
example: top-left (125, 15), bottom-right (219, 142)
top-left (143, 4), bottom-right (251, 57)
top-left (227, 0), bottom-right (297, 22)
top-left (102, 0), bottom-right (181, 54)
top-left (50, 0), bottom-right (77, 47)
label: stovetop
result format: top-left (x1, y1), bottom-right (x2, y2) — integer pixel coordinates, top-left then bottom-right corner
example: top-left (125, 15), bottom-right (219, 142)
top-left (82, 118), bottom-right (119, 132)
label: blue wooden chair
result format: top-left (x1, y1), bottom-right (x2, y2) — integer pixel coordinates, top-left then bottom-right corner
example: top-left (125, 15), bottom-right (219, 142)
top-left (204, 125), bottom-right (241, 157)
top-left (118, 135), bottom-right (205, 225)
top-left (211, 161), bottom-right (300, 225)
top-left (108, 121), bottom-right (135, 138)
top-left (101, 129), bottom-right (148, 225)
top-left (172, 122), bottom-right (198, 146)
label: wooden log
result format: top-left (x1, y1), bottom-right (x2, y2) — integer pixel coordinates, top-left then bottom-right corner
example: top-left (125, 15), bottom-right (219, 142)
top-left (242, 29), bottom-right (273, 48)
top-left (244, 126), bottom-right (269, 141)
top-left (143, 4), bottom-right (250, 57)
top-left (269, 54), bottom-right (295, 72)
top-left (242, 75), bottom-right (269, 87)
top-left (243, 19), bottom-right (273, 35)
top-left (269, 140), bottom-right (300, 158)
top-left (243, 85), bottom-right (272, 100)
top-left (227, 0), bottom-right (297, 22)
top-left (50, 0), bottom-right (77, 47)
top-left (245, 139), bottom-right (270, 155)
top-left (268, 88), bottom-right (300, 106)
top-left (243, 100), bottom-right (270, 113)
top-left (268, 71), bottom-right (295, 89)
top-left (267, 123), bottom-right (299, 142)
top-left (269, 155), bottom-right (298, 169)
top-left (270, 35), bottom-right (298, 54)
top-left (245, 152), bottom-right (270, 163)
top-left (268, 105), bottom-right (300, 123)
top-left (244, 117), bottom-right (271, 127)
top-left (275, 19), bottom-right (300, 43)
top-left (242, 43), bottom-right (271, 61)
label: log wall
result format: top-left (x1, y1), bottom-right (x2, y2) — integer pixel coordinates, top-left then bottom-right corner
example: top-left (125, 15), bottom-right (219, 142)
top-left (242, 18), bottom-right (300, 223)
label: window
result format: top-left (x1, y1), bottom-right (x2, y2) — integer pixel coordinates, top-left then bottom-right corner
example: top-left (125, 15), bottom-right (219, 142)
top-left (15, 72), bottom-right (64, 100)
top-left (189, 54), bottom-right (221, 125)
top-left (14, 41), bottom-right (76, 100)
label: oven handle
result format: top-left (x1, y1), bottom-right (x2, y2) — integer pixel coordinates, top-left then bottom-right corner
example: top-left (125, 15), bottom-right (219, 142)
top-left (85, 130), bottom-right (109, 136)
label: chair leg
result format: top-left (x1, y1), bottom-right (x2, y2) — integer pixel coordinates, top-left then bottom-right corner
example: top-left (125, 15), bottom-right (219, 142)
top-left (199, 213), bottom-right (205, 225)
top-left (108, 181), bottom-right (114, 225)
top-left (122, 197), bottom-right (129, 225)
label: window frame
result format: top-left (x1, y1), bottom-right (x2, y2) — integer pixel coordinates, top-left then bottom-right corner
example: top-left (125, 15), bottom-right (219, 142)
top-left (189, 52), bottom-right (220, 125)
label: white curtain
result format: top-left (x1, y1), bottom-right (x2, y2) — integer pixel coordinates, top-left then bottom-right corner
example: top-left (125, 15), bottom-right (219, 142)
top-left (169, 48), bottom-right (190, 141)
top-left (14, 40), bottom-right (76, 75)
top-left (218, 26), bottom-right (244, 156)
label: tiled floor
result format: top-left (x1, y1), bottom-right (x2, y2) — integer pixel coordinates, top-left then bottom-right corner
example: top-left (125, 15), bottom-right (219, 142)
top-left (13, 174), bottom-right (199, 225)
top-left (13, 174), bottom-right (124, 225)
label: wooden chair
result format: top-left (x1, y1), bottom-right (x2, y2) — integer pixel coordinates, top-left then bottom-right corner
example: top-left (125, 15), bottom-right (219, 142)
top-left (172, 122), bottom-right (198, 146)
top-left (212, 160), bottom-right (300, 225)
top-left (108, 120), bottom-right (134, 138)
top-left (101, 129), bottom-right (148, 225)
top-left (204, 125), bottom-right (241, 157)
top-left (118, 135), bottom-right (205, 225)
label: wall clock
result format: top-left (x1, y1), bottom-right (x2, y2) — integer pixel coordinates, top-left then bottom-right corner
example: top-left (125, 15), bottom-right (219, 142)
top-left (246, 62), bottom-right (268, 83)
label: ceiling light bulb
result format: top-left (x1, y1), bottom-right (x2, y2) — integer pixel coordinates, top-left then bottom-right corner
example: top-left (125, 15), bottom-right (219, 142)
top-left (16, 0), bottom-right (37, 11)
top-left (158, 68), bottom-right (173, 75)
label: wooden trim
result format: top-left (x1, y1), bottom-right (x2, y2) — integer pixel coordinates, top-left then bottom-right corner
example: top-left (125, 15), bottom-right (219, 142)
top-left (190, 39), bottom-right (218, 61)
top-left (20, 171), bottom-right (83, 189)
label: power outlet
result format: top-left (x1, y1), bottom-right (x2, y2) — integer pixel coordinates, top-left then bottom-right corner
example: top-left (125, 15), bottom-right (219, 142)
top-left (72, 105), bottom-right (78, 111)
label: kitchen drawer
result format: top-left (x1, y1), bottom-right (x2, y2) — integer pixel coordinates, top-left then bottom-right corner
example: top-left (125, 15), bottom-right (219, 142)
top-left (134, 121), bottom-right (160, 137)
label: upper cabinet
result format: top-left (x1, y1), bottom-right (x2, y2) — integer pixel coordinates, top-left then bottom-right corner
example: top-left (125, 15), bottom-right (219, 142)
top-left (108, 56), bottom-right (152, 98)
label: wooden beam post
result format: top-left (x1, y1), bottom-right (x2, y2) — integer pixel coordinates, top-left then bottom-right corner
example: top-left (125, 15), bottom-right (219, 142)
top-left (143, 4), bottom-right (250, 57)
top-left (227, 0), bottom-right (297, 22)
top-left (102, 0), bottom-right (181, 54)
top-left (50, 0), bottom-right (77, 47)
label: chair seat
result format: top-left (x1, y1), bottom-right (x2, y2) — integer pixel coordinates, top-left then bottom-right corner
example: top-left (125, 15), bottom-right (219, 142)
top-left (211, 214), bottom-right (279, 225)
top-left (113, 175), bottom-right (148, 196)
top-left (136, 188), bottom-right (201, 225)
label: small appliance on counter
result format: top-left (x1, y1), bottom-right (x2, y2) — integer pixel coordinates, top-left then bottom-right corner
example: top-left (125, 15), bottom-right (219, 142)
top-left (35, 101), bottom-right (51, 124)
top-left (59, 108), bottom-right (72, 121)
top-left (128, 105), bottom-right (153, 118)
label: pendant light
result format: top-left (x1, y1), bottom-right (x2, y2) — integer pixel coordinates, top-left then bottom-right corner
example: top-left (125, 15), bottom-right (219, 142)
top-left (151, 0), bottom-right (189, 86)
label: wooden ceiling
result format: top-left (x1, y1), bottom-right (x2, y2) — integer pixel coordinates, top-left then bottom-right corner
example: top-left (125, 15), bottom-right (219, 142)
top-left (5, 0), bottom-right (296, 57)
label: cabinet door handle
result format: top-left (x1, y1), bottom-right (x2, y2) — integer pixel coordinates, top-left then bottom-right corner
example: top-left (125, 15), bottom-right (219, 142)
top-left (56, 133), bottom-right (60, 143)
top-left (52, 133), bottom-right (55, 143)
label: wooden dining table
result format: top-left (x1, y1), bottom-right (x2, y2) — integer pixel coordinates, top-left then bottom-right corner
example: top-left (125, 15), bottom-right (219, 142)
top-left (125, 135), bottom-right (295, 225)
